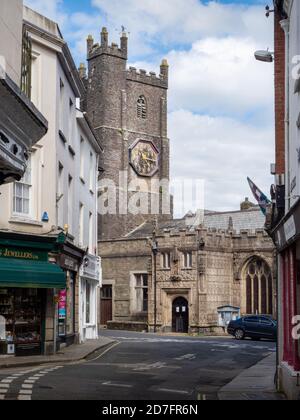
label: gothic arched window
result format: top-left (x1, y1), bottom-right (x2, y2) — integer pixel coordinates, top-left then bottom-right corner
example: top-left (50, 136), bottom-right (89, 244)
top-left (137, 96), bottom-right (147, 119)
top-left (245, 258), bottom-right (273, 315)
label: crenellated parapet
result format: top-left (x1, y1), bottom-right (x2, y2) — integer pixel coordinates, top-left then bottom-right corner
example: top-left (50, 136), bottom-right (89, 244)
top-left (126, 61), bottom-right (169, 89)
top-left (87, 28), bottom-right (128, 61)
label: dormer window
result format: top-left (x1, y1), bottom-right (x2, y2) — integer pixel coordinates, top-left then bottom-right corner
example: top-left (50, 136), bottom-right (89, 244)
top-left (137, 96), bottom-right (147, 119)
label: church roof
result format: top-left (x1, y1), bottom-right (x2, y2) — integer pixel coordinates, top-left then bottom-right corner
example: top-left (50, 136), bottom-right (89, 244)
top-left (126, 207), bottom-right (265, 239)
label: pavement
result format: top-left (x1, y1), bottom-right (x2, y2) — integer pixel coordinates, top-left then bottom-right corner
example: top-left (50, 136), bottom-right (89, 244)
top-left (218, 353), bottom-right (286, 400)
top-left (0, 336), bottom-right (115, 370)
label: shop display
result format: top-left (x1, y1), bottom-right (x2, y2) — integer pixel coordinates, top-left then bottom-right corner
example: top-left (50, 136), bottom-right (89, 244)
top-left (0, 288), bottom-right (42, 356)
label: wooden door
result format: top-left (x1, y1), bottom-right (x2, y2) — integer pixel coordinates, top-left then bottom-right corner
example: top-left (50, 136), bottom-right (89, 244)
top-left (101, 286), bottom-right (113, 325)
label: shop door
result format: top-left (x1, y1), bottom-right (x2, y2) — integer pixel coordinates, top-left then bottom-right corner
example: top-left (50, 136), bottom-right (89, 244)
top-left (172, 297), bottom-right (189, 333)
top-left (101, 286), bottom-right (112, 325)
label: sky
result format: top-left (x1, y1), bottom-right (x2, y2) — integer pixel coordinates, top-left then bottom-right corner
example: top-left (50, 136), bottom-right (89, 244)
top-left (24, 0), bottom-right (275, 214)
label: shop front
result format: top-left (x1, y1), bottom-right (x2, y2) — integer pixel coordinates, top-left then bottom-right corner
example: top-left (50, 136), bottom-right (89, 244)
top-left (56, 240), bottom-right (84, 350)
top-left (79, 254), bottom-right (101, 342)
top-left (271, 200), bottom-right (300, 399)
top-left (0, 232), bottom-right (65, 357)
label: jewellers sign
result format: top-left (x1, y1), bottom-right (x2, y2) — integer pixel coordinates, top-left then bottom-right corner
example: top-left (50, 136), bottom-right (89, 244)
top-left (0, 247), bottom-right (46, 261)
top-left (284, 216), bottom-right (296, 242)
top-left (80, 255), bottom-right (101, 283)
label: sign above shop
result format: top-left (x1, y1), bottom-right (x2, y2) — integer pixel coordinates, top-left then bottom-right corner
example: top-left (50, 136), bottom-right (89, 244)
top-left (60, 255), bottom-right (79, 272)
top-left (0, 247), bottom-right (47, 261)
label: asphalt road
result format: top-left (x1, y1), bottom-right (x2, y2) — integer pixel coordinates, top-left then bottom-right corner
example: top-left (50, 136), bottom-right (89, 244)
top-left (0, 330), bottom-right (276, 401)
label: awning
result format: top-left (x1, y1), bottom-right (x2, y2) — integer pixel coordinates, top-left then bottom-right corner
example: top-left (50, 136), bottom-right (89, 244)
top-left (0, 258), bottom-right (66, 289)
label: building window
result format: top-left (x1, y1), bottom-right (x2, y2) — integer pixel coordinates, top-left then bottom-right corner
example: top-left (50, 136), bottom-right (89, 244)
top-left (135, 274), bottom-right (148, 312)
top-left (183, 252), bottom-right (193, 269)
top-left (161, 252), bottom-right (171, 269)
top-left (245, 258), bottom-right (273, 315)
top-left (13, 156), bottom-right (32, 216)
top-left (137, 96), bottom-right (147, 119)
top-left (21, 28), bottom-right (32, 99)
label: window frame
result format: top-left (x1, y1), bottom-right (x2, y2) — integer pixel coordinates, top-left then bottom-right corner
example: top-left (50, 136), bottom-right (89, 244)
top-left (13, 156), bottom-right (32, 217)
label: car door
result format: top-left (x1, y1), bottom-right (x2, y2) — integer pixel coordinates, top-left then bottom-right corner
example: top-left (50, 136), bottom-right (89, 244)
top-left (243, 316), bottom-right (261, 337)
top-left (259, 317), bottom-right (276, 339)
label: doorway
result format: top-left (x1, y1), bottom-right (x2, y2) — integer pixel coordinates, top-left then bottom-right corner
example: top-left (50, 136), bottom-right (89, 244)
top-left (100, 285), bottom-right (113, 325)
top-left (172, 297), bottom-right (189, 333)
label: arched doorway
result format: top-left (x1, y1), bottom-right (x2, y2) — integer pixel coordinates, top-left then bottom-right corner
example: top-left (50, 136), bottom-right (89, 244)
top-left (244, 257), bottom-right (273, 315)
top-left (172, 297), bottom-right (189, 333)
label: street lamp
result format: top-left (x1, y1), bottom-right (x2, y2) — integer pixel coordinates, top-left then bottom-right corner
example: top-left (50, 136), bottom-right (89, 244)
top-left (254, 50), bottom-right (274, 63)
top-left (151, 231), bottom-right (158, 333)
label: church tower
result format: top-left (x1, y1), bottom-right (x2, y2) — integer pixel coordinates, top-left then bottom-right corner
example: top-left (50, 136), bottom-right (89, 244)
top-left (85, 28), bottom-right (170, 240)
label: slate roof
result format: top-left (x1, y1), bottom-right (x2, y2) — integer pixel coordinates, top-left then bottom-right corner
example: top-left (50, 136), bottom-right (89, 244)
top-left (126, 207), bottom-right (265, 239)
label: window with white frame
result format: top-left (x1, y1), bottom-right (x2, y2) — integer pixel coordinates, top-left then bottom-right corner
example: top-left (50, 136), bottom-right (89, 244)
top-left (183, 252), bottom-right (193, 269)
top-left (89, 212), bottom-right (93, 253)
top-left (135, 274), bottom-right (148, 312)
top-left (13, 156), bottom-right (32, 216)
top-left (161, 252), bottom-right (171, 269)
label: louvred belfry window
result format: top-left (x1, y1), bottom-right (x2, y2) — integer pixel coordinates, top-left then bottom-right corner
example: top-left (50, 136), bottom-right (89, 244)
top-left (137, 96), bottom-right (147, 119)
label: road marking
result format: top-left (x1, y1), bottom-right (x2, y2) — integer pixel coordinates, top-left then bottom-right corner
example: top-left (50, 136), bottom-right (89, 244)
top-left (18, 395), bottom-right (31, 400)
top-left (101, 381), bottom-right (132, 389)
top-left (1, 379), bottom-right (13, 384)
top-left (0, 384), bottom-right (10, 388)
top-left (19, 389), bottom-right (32, 395)
top-left (86, 341), bottom-right (120, 363)
top-left (24, 380), bottom-right (36, 384)
top-left (175, 354), bottom-right (196, 361)
top-left (22, 384), bottom-right (33, 390)
top-left (0, 389), bottom-right (8, 394)
top-left (157, 388), bottom-right (190, 395)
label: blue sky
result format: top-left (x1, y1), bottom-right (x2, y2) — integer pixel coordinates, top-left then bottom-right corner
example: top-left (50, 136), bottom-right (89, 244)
top-left (25, 0), bottom-right (275, 214)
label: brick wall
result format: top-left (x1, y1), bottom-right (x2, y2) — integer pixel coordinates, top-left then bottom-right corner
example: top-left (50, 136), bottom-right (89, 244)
top-left (274, 12), bottom-right (285, 175)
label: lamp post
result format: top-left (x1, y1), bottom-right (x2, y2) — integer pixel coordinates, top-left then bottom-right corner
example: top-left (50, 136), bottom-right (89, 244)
top-left (151, 231), bottom-right (158, 333)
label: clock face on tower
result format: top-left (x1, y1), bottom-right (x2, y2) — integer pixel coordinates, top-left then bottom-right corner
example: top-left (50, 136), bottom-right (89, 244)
top-left (129, 140), bottom-right (160, 177)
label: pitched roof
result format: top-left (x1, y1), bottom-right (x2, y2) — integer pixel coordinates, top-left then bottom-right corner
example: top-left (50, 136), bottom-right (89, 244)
top-left (126, 207), bottom-right (265, 239)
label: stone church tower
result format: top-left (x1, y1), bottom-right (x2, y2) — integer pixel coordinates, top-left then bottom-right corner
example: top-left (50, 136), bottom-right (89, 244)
top-left (84, 28), bottom-right (171, 240)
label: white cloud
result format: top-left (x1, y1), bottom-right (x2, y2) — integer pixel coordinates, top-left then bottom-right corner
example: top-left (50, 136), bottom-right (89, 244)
top-left (169, 109), bottom-right (274, 212)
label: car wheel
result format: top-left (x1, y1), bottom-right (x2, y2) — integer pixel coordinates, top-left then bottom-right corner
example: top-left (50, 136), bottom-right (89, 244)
top-left (234, 329), bottom-right (245, 340)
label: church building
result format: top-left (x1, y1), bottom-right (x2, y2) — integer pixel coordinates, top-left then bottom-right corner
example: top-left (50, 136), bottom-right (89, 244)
top-left (80, 29), bottom-right (276, 333)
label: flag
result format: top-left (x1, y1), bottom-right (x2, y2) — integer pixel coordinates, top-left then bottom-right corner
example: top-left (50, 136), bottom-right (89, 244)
top-left (247, 177), bottom-right (271, 216)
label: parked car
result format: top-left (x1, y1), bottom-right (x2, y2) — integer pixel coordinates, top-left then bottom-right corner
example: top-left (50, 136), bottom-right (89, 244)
top-left (227, 316), bottom-right (277, 341)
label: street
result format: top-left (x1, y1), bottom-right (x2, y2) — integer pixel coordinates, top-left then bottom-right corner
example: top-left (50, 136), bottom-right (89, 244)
top-left (0, 330), bottom-right (276, 401)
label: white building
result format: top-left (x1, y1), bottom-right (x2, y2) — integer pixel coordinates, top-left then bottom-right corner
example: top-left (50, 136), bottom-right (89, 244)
top-left (0, 6), bottom-right (102, 347)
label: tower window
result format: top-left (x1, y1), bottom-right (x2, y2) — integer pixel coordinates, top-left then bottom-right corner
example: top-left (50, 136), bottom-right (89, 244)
top-left (137, 96), bottom-right (147, 119)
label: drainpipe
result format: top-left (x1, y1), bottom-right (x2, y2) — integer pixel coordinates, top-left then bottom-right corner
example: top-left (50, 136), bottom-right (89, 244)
top-left (280, 18), bottom-right (290, 213)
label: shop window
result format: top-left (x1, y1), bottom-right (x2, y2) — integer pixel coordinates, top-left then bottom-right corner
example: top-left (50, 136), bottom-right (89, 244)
top-left (135, 274), bottom-right (148, 312)
top-left (13, 156), bottom-right (32, 216)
